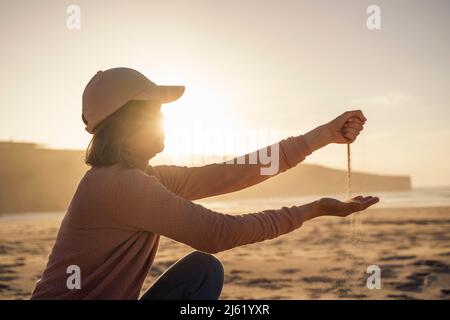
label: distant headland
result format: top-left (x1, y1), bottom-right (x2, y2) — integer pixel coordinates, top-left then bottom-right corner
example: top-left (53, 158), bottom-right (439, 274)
top-left (0, 141), bottom-right (411, 214)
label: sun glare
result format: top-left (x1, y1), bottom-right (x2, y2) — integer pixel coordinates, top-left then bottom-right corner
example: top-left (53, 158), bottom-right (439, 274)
top-left (161, 82), bottom-right (240, 157)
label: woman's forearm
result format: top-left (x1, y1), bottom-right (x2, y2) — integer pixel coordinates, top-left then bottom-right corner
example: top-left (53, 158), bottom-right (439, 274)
top-left (299, 200), bottom-right (321, 222)
top-left (302, 125), bottom-right (332, 152)
top-left (207, 200), bottom-right (322, 253)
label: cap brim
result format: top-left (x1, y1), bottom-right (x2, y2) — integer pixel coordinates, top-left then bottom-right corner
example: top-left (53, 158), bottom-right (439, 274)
top-left (133, 85), bottom-right (185, 104)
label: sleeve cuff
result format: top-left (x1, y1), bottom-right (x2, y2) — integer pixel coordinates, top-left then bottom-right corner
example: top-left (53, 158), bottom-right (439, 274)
top-left (280, 134), bottom-right (313, 168)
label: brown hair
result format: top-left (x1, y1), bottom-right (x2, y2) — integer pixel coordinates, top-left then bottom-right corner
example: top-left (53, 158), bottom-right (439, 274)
top-left (84, 100), bottom-right (160, 168)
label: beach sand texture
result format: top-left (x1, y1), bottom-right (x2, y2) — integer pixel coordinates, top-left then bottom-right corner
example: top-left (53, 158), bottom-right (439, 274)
top-left (1, 206), bottom-right (449, 300)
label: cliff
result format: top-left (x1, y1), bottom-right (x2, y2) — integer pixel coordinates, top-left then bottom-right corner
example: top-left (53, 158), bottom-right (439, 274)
top-left (0, 141), bottom-right (411, 213)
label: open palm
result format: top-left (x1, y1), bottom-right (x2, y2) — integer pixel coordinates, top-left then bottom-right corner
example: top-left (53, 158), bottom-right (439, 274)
top-left (318, 196), bottom-right (379, 217)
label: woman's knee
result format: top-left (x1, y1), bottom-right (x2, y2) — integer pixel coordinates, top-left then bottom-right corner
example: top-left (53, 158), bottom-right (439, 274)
top-left (177, 251), bottom-right (224, 299)
top-left (188, 251), bottom-right (224, 279)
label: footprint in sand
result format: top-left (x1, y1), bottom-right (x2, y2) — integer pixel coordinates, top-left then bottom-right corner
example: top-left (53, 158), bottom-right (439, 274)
top-left (395, 281), bottom-right (423, 293)
top-left (0, 264), bottom-right (18, 275)
top-left (438, 251), bottom-right (450, 257)
top-left (266, 295), bottom-right (289, 299)
top-left (392, 272), bottom-right (435, 293)
top-left (379, 263), bottom-right (404, 270)
top-left (0, 275), bottom-right (18, 282)
top-left (301, 276), bottom-right (334, 284)
top-left (381, 268), bottom-right (398, 279)
top-left (224, 270), bottom-right (252, 284)
top-left (279, 268), bottom-right (300, 274)
top-left (386, 294), bottom-right (419, 300)
top-left (380, 255), bottom-right (416, 261)
top-left (0, 283), bottom-right (12, 292)
top-left (236, 277), bottom-right (293, 290)
top-left (0, 245), bottom-right (10, 255)
top-left (149, 265), bottom-right (163, 277)
top-left (440, 289), bottom-right (450, 298)
top-left (413, 259), bottom-right (450, 273)
top-left (229, 269), bottom-right (252, 274)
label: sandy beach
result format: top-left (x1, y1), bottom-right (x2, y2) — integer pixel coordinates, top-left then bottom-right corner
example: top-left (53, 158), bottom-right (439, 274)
top-left (1, 204), bottom-right (449, 300)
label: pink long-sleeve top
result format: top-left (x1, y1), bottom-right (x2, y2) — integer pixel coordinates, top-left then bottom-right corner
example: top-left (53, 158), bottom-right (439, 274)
top-left (31, 135), bottom-right (313, 300)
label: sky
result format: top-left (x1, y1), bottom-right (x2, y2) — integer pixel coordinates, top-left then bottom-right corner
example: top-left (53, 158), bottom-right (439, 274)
top-left (0, 0), bottom-right (449, 187)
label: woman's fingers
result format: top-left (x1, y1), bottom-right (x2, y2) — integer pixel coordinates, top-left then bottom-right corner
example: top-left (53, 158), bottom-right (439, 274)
top-left (345, 110), bottom-right (367, 123)
top-left (347, 117), bottom-right (365, 125)
top-left (342, 120), bottom-right (365, 142)
top-left (344, 121), bottom-right (364, 131)
top-left (343, 132), bottom-right (358, 142)
top-left (349, 196), bottom-right (380, 212)
top-left (362, 196), bottom-right (380, 209)
top-left (343, 127), bottom-right (361, 135)
top-left (342, 118), bottom-right (364, 143)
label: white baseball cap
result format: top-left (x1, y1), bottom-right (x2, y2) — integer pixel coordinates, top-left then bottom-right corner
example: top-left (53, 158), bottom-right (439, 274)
top-left (82, 67), bottom-right (185, 134)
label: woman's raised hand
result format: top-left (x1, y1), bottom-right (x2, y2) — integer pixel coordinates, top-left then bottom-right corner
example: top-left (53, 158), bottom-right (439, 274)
top-left (324, 110), bottom-right (367, 144)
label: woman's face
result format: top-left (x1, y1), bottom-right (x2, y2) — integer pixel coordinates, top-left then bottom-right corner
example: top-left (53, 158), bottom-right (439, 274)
top-left (123, 103), bottom-right (165, 159)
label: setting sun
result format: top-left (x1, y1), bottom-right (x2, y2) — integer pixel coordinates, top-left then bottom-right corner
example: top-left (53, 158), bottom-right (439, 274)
top-left (161, 79), bottom-right (245, 156)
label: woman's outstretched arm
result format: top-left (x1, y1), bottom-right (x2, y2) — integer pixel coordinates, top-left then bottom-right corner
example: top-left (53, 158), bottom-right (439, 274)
top-left (148, 134), bottom-right (312, 200)
top-left (115, 167), bottom-right (378, 254)
top-left (147, 110), bottom-right (367, 200)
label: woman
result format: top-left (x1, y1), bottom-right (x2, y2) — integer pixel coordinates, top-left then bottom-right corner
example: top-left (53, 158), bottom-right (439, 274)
top-left (31, 67), bottom-right (379, 300)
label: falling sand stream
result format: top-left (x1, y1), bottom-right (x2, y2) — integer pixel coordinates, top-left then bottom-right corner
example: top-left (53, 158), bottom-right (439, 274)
top-left (337, 143), bottom-right (365, 298)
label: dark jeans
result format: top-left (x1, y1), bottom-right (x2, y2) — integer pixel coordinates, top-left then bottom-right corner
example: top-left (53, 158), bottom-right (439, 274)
top-left (140, 251), bottom-right (224, 300)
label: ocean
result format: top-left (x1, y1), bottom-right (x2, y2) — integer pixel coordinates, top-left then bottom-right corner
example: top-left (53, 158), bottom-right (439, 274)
top-left (200, 186), bottom-right (450, 213)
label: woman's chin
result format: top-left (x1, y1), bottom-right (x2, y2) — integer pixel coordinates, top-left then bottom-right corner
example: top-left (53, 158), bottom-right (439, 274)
top-left (153, 143), bottom-right (165, 155)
